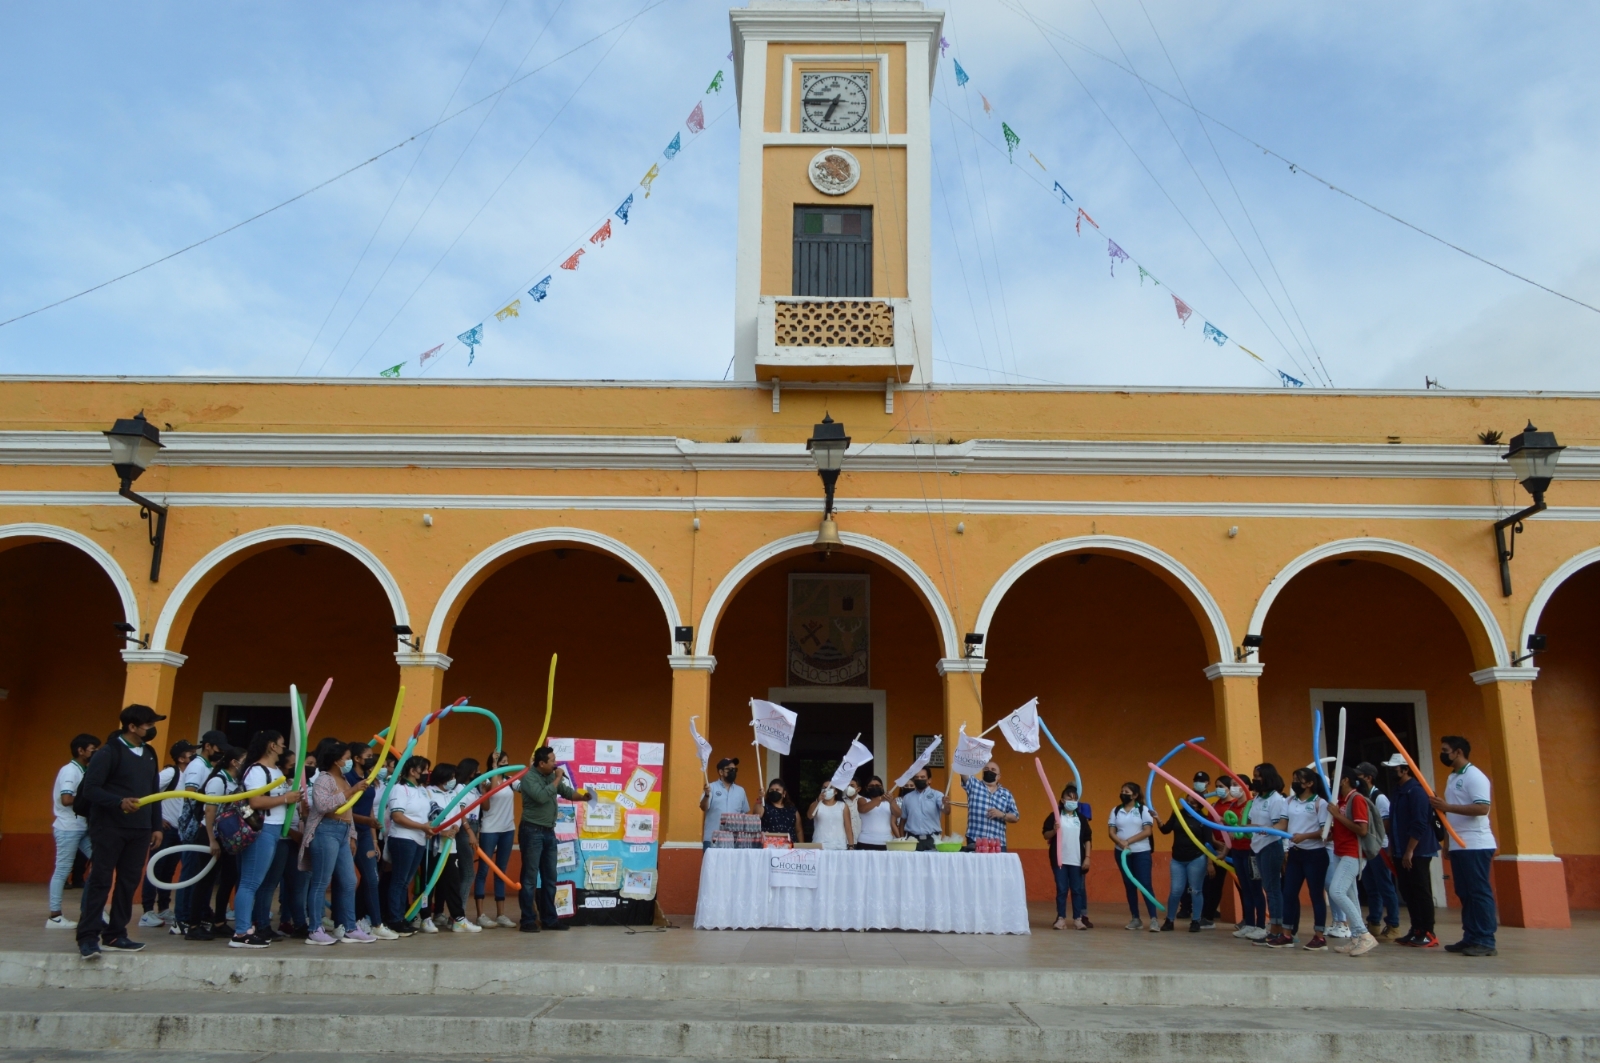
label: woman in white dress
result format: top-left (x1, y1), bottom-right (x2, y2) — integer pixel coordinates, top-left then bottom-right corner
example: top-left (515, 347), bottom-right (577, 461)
top-left (808, 785), bottom-right (854, 850)
top-left (854, 776), bottom-right (893, 851)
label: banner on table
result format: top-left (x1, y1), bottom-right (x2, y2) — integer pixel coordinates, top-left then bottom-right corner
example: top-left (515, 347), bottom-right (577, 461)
top-left (893, 734), bottom-right (942, 788)
top-left (787, 573), bottom-right (869, 686)
top-left (552, 737), bottom-right (662, 899)
top-left (951, 725), bottom-right (995, 777)
top-left (996, 698), bottom-right (1040, 753)
top-left (828, 737), bottom-right (874, 791)
top-left (750, 699), bottom-right (797, 755)
top-left (768, 848), bottom-right (821, 888)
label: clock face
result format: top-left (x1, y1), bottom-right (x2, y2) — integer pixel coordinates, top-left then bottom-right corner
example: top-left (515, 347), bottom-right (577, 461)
top-left (800, 72), bottom-right (871, 134)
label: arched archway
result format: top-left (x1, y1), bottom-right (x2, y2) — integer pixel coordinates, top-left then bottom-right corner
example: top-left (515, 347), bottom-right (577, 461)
top-left (0, 523), bottom-right (139, 634)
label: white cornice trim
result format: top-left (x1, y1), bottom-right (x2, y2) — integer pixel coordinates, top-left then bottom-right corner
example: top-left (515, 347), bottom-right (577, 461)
top-left (1471, 666), bottom-right (1539, 685)
top-left (1204, 663), bottom-right (1264, 680)
top-left (7, 490), bottom-right (1600, 524)
top-left (395, 652), bottom-right (453, 670)
top-left (936, 657), bottom-right (987, 675)
top-left (669, 655), bottom-right (718, 672)
top-left (122, 649), bottom-right (187, 668)
top-left (11, 432), bottom-right (1596, 482)
top-left (1, 522), bottom-right (139, 633)
top-left (1493, 854), bottom-right (1560, 862)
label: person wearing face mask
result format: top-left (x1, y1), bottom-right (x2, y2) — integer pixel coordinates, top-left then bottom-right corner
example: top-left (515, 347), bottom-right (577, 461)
top-left (700, 758), bottom-right (751, 848)
top-left (1352, 761), bottom-right (1400, 940)
top-left (1174, 771), bottom-right (1224, 929)
top-left (854, 776), bottom-right (893, 850)
top-left (761, 780), bottom-right (803, 844)
top-left (1430, 735), bottom-right (1497, 956)
top-left (1277, 767), bottom-right (1331, 951)
top-left (1246, 764), bottom-right (1290, 945)
top-left (345, 744), bottom-right (393, 938)
top-left (1108, 782), bottom-right (1158, 930)
top-left (1043, 783), bottom-right (1092, 930)
top-left (298, 739), bottom-right (376, 944)
top-left (962, 761), bottom-right (1019, 854)
top-left (1214, 775), bottom-right (1262, 939)
top-left (808, 783), bottom-right (854, 850)
top-left (898, 768), bottom-right (945, 850)
top-left (73, 704), bottom-right (164, 960)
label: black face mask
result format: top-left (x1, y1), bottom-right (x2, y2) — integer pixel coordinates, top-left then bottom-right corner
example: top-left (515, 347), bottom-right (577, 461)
top-left (1120, 792), bottom-right (1134, 804)
top-left (765, 790), bottom-right (782, 806)
top-left (1439, 751), bottom-right (1453, 767)
top-left (723, 769), bottom-right (738, 784)
top-left (143, 726), bottom-right (158, 743)
top-left (981, 770), bottom-right (998, 783)
top-left (913, 777), bottom-right (929, 791)
top-left (863, 785), bottom-right (884, 798)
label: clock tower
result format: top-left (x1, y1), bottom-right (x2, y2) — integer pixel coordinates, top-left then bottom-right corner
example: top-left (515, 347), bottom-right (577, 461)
top-left (728, 1), bottom-right (944, 385)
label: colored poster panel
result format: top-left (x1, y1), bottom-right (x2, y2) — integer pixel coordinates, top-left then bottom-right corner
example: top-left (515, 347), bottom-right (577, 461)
top-left (787, 573), bottom-right (870, 686)
top-left (553, 738), bottom-right (662, 894)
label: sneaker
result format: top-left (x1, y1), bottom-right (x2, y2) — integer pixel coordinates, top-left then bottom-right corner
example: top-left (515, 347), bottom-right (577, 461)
top-left (1200, 920), bottom-right (1216, 930)
top-left (169, 921), bottom-right (187, 936)
top-left (1232, 925), bottom-right (1256, 938)
top-left (419, 919), bottom-right (438, 934)
top-left (1415, 931), bottom-right (1440, 948)
top-left (1444, 940), bottom-right (1470, 953)
top-left (1331, 934), bottom-right (1355, 954)
top-left (372, 925), bottom-right (400, 940)
top-left (342, 928), bottom-right (377, 944)
top-left (211, 922), bottom-right (234, 938)
top-left (1327, 922), bottom-right (1351, 939)
top-left (138, 912), bottom-right (165, 928)
top-left (264, 928), bottom-right (288, 942)
top-left (1073, 918), bottom-right (1089, 930)
top-left (1124, 919), bottom-right (1143, 931)
top-left (45, 915), bottom-right (75, 930)
top-left (1148, 920), bottom-right (1163, 933)
top-left (1348, 932), bottom-right (1379, 957)
top-left (390, 924), bottom-right (416, 938)
top-left (305, 929), bottom-right (337, 946)
top-left (79, 940), bottom-right (101, 961)
top-left (1052, 917), bottom-right (1067, 930)
top-left (333, 926), bottom-right (346, 941)
top-left (478, 913), bottom-right (497, 928)
top-left (1394, 929), bottom-right (1420, 947)
top-left (1188, 920), bottom-right (1202, 933)
top-left (495, 915), bottom-right (516, 929)
top-left (102, 937), bottom-right (145, 952)
top-left (1377, 924), bottom-right (1399, 940)
top-left (1245, 926), bottom-right (1269, 941)
top-left (322, 917), bottom-right (336, 930)
top-left (1081, 917), bottom-right (1094, 929)
top-left (518, 923), bottom-right (542, 933)
top-left (452, 917), bottom-right (482, 934)
top-left (1460, 943), bottom-right (1497, 957)
top-left (185, 924), bottom-right (214, 942)
top-left (1303, 934), bottom-right (1328, 952)
top-left (357, 917), bottom-right (372, 933)
top-left (1159, 919), bottom-right (1175, 932)
top-left (1262, 933), bottom-right (1296, 948)
top-left (229, 933), bottom-right (270, 949)
top-left (287, 925), bottom-right (311, 940)
top-left (543, 921), bottom-right (569, 931)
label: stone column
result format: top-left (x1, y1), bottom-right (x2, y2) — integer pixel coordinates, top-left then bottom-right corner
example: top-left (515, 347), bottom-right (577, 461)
top-left (1470, 667), bottom-right (1569, 929)
top-left (665, 655), bottom-right (717, 844)
top-left (1202, 662), bottom-right (1265, 780)
top-left (393, 652), bottom-right (453, 761)
top-left (121, 649), bottom-right (187, 719)
top-left (938, 657), bottom-right (986, 840)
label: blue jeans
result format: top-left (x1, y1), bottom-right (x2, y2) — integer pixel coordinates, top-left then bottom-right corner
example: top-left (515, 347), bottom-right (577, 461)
top-left (1054, 863), bottom-right (1087, 919)
top-left (276, 838), bottom-right (307, 929)
top-left (230, 829), bottom-right (279, 935)
top-left (174, 829), bottom-right (221, 926)
top-left (50, 827), bottom-right (92, 914)
top-left (518, 822), bottom-right (561, 929)
top-left (1166, 855), bottom-right (1207, 920)
top-left (475, 829), bottom-right (514, 901)
top-left (352, 827), bottom-right (381, 925)
top-left (1449, 849), bottom-right (1498, 948)
top-left (308, 820), bottom-right (357, 932)
top-left (1231, 849), bottom-right (1263, 927)
top-left (1281, 846), bottom-right (1329, 936)
top-left (1119, 849), bottom-right (1158, 920)
top-left (1255, 843), bottom-right (1285, 925)
top-left (1361, 853), bottom-right (1401, 928)
top-left (384, 838), bottom-right (425, 929)
top-left (1326, 854), bottom-right (1367, 935)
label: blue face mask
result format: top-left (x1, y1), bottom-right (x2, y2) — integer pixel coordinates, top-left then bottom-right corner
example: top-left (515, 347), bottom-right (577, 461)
top-left (1062, 800), bottom-right (1079, 813)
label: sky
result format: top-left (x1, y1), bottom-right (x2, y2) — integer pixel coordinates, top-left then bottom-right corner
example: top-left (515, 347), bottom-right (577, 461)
top-left (1, 0), bottom-right (1597, 391)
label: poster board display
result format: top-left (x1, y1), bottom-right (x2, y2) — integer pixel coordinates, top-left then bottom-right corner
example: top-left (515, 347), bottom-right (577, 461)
top-left (551, 737), bottom-right (662, 924)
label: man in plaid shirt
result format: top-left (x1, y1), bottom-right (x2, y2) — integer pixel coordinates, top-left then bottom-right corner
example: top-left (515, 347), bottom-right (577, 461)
top-left (963, 760), bottom-right (1019, 851)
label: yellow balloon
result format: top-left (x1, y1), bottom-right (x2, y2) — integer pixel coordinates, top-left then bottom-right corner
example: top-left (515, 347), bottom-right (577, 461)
top-left (136, 777), bottom-right (277, 808)
top-left (1165, 783), bottom-right (1235, 877)
top-left (335, 685), bottom-right (406, 815)
top-left (533, 653), bottom-right (556, 757)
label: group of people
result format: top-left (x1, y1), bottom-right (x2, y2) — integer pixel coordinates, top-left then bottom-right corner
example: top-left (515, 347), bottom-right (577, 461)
top-left (54, 704), bottom-right (593, 960)
top-left (1084, 736), bottom-right (1498, 957)
top-left (700, 755), bottom-right (1018, 851)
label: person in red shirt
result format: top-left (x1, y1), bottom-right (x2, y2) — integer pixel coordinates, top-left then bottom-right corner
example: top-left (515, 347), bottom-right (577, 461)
top-left (1214, 776), bottom-right (1263, 939)
top-left (1326, 768), bottom-right (1376, 956)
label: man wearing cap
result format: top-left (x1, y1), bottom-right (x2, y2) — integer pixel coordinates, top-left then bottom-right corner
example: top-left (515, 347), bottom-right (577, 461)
top-left (174, 729), bottom-right (231, 940)
top-left (700, 758), bottom-right (750, 847)
top-left (1353, 761), bottom-right (1401, 939)
top-left (1385, 754), bottom-right (1440, 948)
top-left (74, 704), bottom-right (164, 960)
top-left (138, 739), bottom-right (195, 929)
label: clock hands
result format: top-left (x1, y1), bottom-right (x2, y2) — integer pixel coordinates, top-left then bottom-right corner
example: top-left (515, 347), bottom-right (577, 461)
top-left (802, 94), bottom-right (846, 125)
top-left (824, 96), bottom-right (841, 123)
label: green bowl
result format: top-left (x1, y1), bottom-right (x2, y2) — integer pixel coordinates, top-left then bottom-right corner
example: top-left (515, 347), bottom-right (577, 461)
top-left (934, 841), bottom-right (963, 852)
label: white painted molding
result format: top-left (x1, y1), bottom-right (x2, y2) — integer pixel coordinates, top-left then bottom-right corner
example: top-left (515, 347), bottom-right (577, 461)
top-left (1521, 546), bottom-right (1600, 661)
top-left (122, 649), bottom-right (188, 668)
top-left (1493, 853), bottom-right (1561, 862)
top-left (1248, 537), bottom-right (1510, 669)
top-left (1203, 662), bottom-right (1264, 680)
top-left (395, 652), bottom-right (453, 670)
top-left (730, 5), bottom-right (945, 91)
top-left (936, 657), bottom-right (987, 675)
top-left (695, 530), bottom-right (959, 659)
top-left (0, 522), bottom-right (140, 633)
top-left (152, 525), bottom-right (409, 653)
top-left (421, 527), bottom-right (681, 656)
top-left (660, 841), bottom-right (703, 850)
top-left (669, 655), bottom-right (717, 672)
top-left (974, 535), bottom-right (1232, 662)
top-left (1471, 666), bottom-right (1539, 685)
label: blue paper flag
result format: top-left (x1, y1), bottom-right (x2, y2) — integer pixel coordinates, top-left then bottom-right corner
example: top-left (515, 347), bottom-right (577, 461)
top-left (458, 324), bottom-right (482, 348)
top-left (663, 132), bottom-right (681, 160)
top-left (528, 276), bottom-right (551, 303)
top-left (1202, 322), bottom-right (1227, 346)
top-left (1279, 369), bottom-right (1305, 387)
top-left (953, 60), bottom-right (969, 87)
top-left (615, 193), bottom-right (634, 225)
top-left (1052, 181), bottom-right (1073, 204)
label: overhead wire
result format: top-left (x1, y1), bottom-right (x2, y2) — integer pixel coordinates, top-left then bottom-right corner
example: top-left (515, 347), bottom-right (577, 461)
top-left (935, 69), bottom-right (1008, 381)
top-left (931, 93), bottom-right (998, 383)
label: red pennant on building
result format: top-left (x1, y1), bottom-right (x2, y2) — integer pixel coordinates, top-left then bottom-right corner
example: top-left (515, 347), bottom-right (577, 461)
top-left (1172, 295), bottom-right (1193, 326)
top-left (560, 248), bottom-right (585, 271)
top-left (686, 101), bottom-right (706, 134)
top-left (590, 220), bottom-right (613, 246)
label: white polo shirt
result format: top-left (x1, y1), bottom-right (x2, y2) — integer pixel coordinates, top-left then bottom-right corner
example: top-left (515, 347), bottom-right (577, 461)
top-left (1108, 804), bottom-right (1154, 853)
top-left (241, 763), bottom-right (289, 826)
top-left (387, 783), bottom-right (433, 846)
top-left (1248, 791), bottom-right (1289, 853)
top-left (1285, 793), bottom-right (1329, 850)
top-left (1443, 763), bottom-right (1495, 851)
top-left (52, 762), bottom-right (86, 832)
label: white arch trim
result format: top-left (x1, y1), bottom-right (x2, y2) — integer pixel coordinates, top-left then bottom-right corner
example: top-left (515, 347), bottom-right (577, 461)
top-left (423, 527), bottom-right (682, 655)
top-left (1521, 546), bottom-right (1600, 664)
top-left (695, 531), bottom-right (959, 659)
top-left (972, 535), bottom-right (1232, 662)
top-left (0, 522), bottom-right (140, 634)
top-left (153, 525), bottom-right (409, 653)
top-left (1248, 537), bottom-right (1509, 668)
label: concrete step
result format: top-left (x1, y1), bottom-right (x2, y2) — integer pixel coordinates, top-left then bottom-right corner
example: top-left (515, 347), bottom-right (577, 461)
top-left (3, 989), bottom-right (1599, 1062)
top-left (3, 951), bottom-right (1596, 1012)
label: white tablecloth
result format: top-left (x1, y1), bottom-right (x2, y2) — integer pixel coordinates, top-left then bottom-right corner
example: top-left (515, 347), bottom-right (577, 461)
top-left (694, 849), bottom-right (1030, 934)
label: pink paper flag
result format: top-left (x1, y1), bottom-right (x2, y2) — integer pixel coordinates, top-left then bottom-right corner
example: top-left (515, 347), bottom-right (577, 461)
top-left (1173, 295), bottom-right (1193, 326)
top-left (560, 248), bottom-right (585, 271)
top-left (590, 219), bottom-right (612, 246)
top-left (980, 93), bottom-right (993, 116)
top-left (418, 343), bottom-right (444, 366)
top-left (686, 101), bottom-right (705, 134)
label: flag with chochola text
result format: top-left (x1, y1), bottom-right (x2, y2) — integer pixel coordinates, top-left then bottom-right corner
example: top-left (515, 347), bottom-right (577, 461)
top-left (1203, 321), bottom-right (1227, 346)
top-left (686, 101), bottom-right (705, 134)
top-left (1107, 240), bottom-right (1129, 276)
top-left (1173, 295), bottom-right (1193, 325)
top-left (560, 248), bottom-right (584, 271)
top-left (528, 275), bottom-right (551, 302)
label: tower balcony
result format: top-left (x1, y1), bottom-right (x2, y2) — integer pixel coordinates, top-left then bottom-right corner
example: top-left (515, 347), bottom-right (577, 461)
top-left (755, 296), bottom-right (916, 382)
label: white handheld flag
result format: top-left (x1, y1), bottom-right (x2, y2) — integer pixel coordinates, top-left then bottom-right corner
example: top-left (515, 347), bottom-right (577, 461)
top-left (950, 725), bottom-right (995, 777)
top-left (997, 698), bottom-right (1040, 754)
top-left (829, 737), bottom-right (874, 792)
top-left (750, 699), bottom-right (798, 755)
top-left (893, 735), bottom-right (942, 789)
top-left (688, 715), bottom-right (713, 773)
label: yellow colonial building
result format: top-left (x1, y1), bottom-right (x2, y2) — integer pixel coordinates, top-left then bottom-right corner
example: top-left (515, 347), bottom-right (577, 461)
top-left (1, 2), bottom-right (1596, 926)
